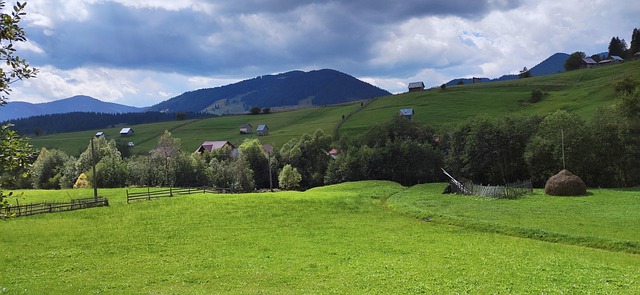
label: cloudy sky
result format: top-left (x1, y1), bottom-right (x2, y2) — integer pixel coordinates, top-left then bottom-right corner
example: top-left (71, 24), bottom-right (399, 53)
top-left (6, 0), bottom-right (640, 107)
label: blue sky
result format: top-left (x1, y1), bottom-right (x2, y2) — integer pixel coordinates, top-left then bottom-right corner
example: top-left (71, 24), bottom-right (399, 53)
top-left (7, 0), bottom-right (640, 107)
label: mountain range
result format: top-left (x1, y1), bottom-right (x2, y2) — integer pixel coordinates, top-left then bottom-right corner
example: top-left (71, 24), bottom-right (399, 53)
top-left (447, 52), bottom-right (570, 85)
top-left (1, 95), bottom-right (144, 121)
top-left (146, 69), bottom-right (391, 114)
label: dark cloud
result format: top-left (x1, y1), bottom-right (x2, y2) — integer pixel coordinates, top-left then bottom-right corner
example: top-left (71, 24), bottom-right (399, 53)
top-left (23, 0), bottom-right (523, 78)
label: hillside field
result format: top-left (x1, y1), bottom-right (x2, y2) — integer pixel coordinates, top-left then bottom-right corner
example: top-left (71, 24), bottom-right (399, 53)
top-left (2, 181), bottom-right (640, 293)
top-left (26, 60), bottom-right (639, 156)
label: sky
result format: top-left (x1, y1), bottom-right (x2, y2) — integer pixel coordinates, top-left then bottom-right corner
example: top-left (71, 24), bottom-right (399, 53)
top-left (5, 0), bottom-right (640, 107)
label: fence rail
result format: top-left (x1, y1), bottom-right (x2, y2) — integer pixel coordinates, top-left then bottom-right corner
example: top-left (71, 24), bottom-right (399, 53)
top-left (1, 197), bottom-right (109, 218)
top-left (126, 187), bottom-right (231, 203)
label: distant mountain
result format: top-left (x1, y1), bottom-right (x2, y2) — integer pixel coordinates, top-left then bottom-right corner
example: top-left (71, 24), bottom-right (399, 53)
top-left (447, 52), bottom-right (571, 85)
top-left (0, 95), bottom-right (144, 121)
top-left (148, 69), bottom-right (391, 114)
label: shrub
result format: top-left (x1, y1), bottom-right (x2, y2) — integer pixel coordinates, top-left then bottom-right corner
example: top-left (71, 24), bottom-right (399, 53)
top-left (279, 164), bottom-right (302, 190)
top-left (530, 89), bottom-right (547, 103)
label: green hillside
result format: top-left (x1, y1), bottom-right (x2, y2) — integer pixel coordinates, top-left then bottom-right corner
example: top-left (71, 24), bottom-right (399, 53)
top-left (341, 59), bottom-right (639, 134)
top-left (29, 104), bottom-right (360, 156)
top-left (28, 60), bottom-right (639, 156)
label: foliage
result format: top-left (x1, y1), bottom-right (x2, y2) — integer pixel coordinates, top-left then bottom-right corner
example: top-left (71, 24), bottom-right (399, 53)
top-left (149, 130), bottom-right (181, 186)
top-left (518, 67), bottom-right (532, 79)
top-left (278, 164), bottom-right (302, 190)
top-left (608, 36), bottom-right (627, 58)
top-left (279, 129), bottom-right (332, 188)
top-left (29, 148), bottom-right (71, 189)
top-left (564, 51), bottom-right (586, 71)
top-left (614, 77), bottom-right (638, 95)
top-left (529, 88), bottom-right (547, 103)
top-left (238, 138), bottom-right (270, 188)
top-left (88, 154), bottom-right (127, 188)
top-left (630, 28), bottom-right (640, 57)
top-left (262, 107), bottom-right (271, 114)
top-left (230, 157), bottom-right (255, 192)
top-left (249, 106), bottom-right (261, 115)
top-left (0, 1), bottom-right (38, 216)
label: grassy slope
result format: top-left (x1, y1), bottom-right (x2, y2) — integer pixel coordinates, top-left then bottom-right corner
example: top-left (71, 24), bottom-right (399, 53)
top-left (28, 104), bottom-right (359, 156)
top-left (27, 60), bottom-right (638, 155)
top-left (2, 182), bottom-right (640, 293)
top-left (340, 59), bottom-right (640, 134)
top-left (386, 183), bottom-right (640, 253)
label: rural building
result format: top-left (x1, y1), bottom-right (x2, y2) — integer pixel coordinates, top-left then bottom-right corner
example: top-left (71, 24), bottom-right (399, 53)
top-left (195, 140), bottom-right (235, 153)
top-left (408, 82), bottom-right (425, 92)
top-left (119, 128), bottom-right (134, 136)
top-left (399, 108), bottom-right (414, 120)
top-left (257, 124), bottom-right (269, 136)
top-left (240, 123), bottom-right (253, 134)
top-left (95, 131), bottom-right (105, 138)
top-left (581, 57), bottom-right (597, 68)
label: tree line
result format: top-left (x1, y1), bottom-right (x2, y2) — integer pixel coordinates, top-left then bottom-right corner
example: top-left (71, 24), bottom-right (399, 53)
top-left (3, 111), bottom-right (215, 136)
top-left (564, 27), bottom-right (640, 71)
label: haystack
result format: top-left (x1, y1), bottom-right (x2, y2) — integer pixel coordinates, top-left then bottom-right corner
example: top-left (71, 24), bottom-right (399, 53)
top-left (544, 169), bottom-right (586, 196)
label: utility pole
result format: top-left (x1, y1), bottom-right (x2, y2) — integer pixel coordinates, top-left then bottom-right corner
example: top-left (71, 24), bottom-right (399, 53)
top-left (91, 138), bottom-right (98, 201)
top-left (268, 151), bottom-right (273, 192)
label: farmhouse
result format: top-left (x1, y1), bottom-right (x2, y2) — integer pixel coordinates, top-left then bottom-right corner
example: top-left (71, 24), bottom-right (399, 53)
top-left (119, 128), bottom-right (134, 136)
top-left (240, 123), bottom-right (253, 134)
top-left (95, 131), bottom-right (105, 138)
top-left (399, 108), bottom-right (414, 120)
top-left (408, 82), bottom-right (425, 92)
top-left (257, 124), bottom-right (269, 136)
top-left (581, 57), bottom-right (597, 68)
top-left (195, 140), bottom-right (235, 153)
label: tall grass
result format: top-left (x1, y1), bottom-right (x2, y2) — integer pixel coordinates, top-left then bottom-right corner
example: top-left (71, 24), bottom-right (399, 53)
top-left (2, 181), bottom-right (640, 293)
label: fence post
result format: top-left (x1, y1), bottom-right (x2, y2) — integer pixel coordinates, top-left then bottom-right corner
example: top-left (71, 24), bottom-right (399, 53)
top-left (170, 187), bottom-right (173, 197)
top-left (148, 187), bottom-right (151, 201)
top-left (126, 189), bottom-right (129, 204)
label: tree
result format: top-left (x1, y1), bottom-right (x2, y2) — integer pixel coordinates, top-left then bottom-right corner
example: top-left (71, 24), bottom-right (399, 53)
top-left (278, 164), bottom-right (302, 190)
top-left (30, 148), bottom-right (71, 189)
top-left (530, 89), bottom-right (547, 103)
top-left (249, 106), bottom-right (261, 115)
top-left (238, 138), bottom-right (269, 189)
top-left (149, 130), bottom-right (181, 186)
top-left (440, 84), bottom-right (447, 90)
top-left (564, 51), bottom-right (586, 71)
top-left (630, 28), bottom-right (640, 57)
top-left (262, 107), bottom-right (271, 114)
top-left (0, 1), bottom-right (38, 217)
top-left (608, 36), bottom-right (627, 58)
top-left (176, 112), bottom-right (187, 120)
top-left (519, 67), bottom-right (532, 79)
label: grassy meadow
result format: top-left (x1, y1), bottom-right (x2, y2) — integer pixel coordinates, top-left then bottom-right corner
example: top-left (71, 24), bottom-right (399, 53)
top-left (2, 181), bottom-right (640, 293)
top-left (26, 60), bottom-right (639, 157)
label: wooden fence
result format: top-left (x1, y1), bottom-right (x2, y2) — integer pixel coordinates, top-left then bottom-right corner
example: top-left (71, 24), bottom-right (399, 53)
top-left (464, 180), bottom-right (533, 199)
top-left (126, 187), bottom-right (231, 203)
top-left (1, 197), bottom-right (109, 218)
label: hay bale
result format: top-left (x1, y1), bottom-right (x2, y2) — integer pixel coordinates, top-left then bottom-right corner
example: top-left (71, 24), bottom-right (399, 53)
top-left (544, 169), bottom-right (587, 196)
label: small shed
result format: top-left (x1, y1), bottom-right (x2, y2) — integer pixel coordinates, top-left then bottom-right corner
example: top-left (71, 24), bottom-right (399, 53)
top-left (195, 140), bottom-right (235, 153)
top-left (408, 82), bottom-right (425, 92)
top-left (95, 131), bottom-right (105, 138)
top-left (240, 123), bottom-right (253, 134)
top-left (257, 124), bottom-right (269, 136)
top-left (119, 128), bottom-right (134, 136)
top-left (399, 108), bottom-right (414, 120)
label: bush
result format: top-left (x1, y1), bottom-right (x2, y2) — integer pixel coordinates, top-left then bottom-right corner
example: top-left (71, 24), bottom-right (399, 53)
top-left (279, 164), bottom-right (302, 190)
top-left (530, 89), bottom-right (547, 103)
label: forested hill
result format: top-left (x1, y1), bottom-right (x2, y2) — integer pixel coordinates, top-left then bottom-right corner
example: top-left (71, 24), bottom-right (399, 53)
top-left (4, 111), bottom-right (214, 136)
top-left (1, 95), bottom-right (144, 121)
top-left (147, 69), bottom-right (391, 114)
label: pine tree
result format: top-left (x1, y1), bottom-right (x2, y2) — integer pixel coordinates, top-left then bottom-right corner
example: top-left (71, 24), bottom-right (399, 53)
top-left (629, 28), bottom-right (640, 57)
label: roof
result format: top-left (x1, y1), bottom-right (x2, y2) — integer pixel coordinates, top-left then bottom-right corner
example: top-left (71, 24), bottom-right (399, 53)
top-left (399, 108), bottom-right (414, 116)
top-left (408, 82), bottom-right (425, 89)
top-left (119, 128), bottom-right (132, 134)
top-left (582, 57), bottom-right (597, 64)
top-left (240, 123), bottom-right (253, 128)
top-left (95, 131), bottom-right (104, 136)
top-left (197, 140), bottom-right (234, 152)
top-left (611, 56), bottom-right (624, 61)
top-left (257, 124), bottom-right (268, 131)
top-left (262, 144), bottom-right (273, 154)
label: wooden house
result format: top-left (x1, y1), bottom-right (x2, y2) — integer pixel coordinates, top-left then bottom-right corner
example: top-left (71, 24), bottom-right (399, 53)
top-left (195, 140), bottom-right (235, 153)
top-left (240, 123), bottom-right (253, 134)
top-left (408, 82), bottom-right (425, 92)
top-left (399, 108), bottom-right (414, 120)
top-left (119, 128), bottom-right (134, 136)
top-left (257, 124), bottom-right (269, 136)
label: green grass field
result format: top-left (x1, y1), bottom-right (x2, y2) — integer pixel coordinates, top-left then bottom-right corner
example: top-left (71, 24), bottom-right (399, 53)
top-left (27, 60), bottom-right (640, 156)
top-left (2, 181), bottom-right (640, 293)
